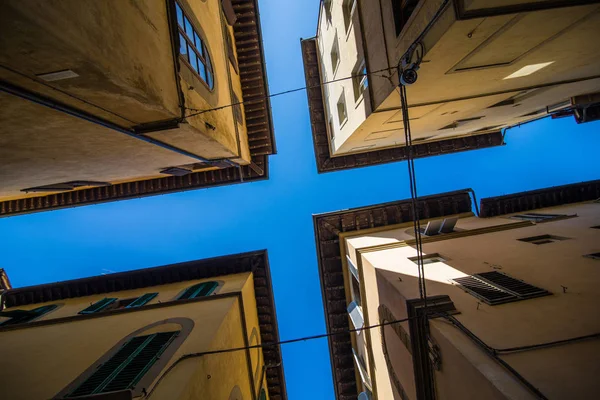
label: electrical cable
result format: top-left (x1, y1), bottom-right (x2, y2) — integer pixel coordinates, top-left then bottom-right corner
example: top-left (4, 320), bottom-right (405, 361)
top-left (182, 66), bottom-right (396, 118)
top-left (144, 315), bottom-right (415, 398)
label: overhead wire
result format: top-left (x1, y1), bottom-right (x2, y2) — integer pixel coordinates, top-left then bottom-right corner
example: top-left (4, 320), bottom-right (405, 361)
top-left (144, 315), bottom-right (414, 398)
top-left (182, 66), bottom-right (396, 118)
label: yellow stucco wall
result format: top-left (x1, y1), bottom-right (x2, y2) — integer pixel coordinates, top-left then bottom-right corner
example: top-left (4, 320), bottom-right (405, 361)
top-left (0, 271), bottom-right (271, 400)
top-left (0, 0), bottom-right (252, 200)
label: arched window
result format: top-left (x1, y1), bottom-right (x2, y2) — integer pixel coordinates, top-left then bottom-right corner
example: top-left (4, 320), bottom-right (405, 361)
top-left (0, 304), bottom-right (57, 326)
top-left (175, 2), bottom-right (214, 89)
top-left (56, 319), bottom-right (193, 399)
top-left (178, 281), bottom-right (219, 300)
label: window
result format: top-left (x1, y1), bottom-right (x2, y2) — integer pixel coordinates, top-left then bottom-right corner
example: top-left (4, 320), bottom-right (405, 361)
top-left (0, 304), bottom-right (57, 326)
top-left (518, 234), bottom-right (569, 245)
top-left (418, 217), bottom-right (458, 236)
top-left (259, 389), bottom-right (267, 400)
top-left (347, 255), bottom-right (361, 307)
top-left (78, 293), bottom-right (158, 315)
top-left (328, 116), bottom-right (335, 139)
top-left (337, 90), bottom-right (347, 126)
top-left (330, 33), bottom-right (340, 74)
top-left (79, 298), bottom-right (117, 314)
top-left (178, 281), bottom-right (219, 300)
top-left (352, 348), bottom-right (372, 390)
top-left (68, 331), bottom-right (179, 397)
top-left (353, 60), bottom-right (368, 101)
top-left (392, 0), bottom-right (419, 37)
top-left (22, 181), bottom-right (109, 193)
top-left (176, 2), bottom-right (214, 89)
top-left (510, 213), bottom-right (568, 223)
top-left (232, 92), bottom-right (243, 124)
top-left (343, 0), bottom-right (356, 33)
top-left (453, 271), bottom-right (550, 305)
top-left (224, 23), bottom-right (238, 73)
top-left (347, 301), bottom-right (364, 332)
top-left (323, 0), bottom-right (333, 22)
top-left (584, 253), bottom-right (600, 260)
top-left (409, 253), bottom-right (447, 265)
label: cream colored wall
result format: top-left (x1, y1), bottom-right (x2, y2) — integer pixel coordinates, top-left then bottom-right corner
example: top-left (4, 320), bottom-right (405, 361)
top-left (345, 201), bottom-right (600, 399)
top-left (318, 0), bottom-right (600, 157)
top-left (317, 0), bottom-right (371, 154)
top-left (0, 271), bottom-right (272, 400)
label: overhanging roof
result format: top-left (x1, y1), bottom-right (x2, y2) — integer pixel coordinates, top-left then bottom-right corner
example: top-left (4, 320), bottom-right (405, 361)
top-left (312, 190), bottom-right (473, 400)
top-left (2, 250), bottom-right (286, 400)
top-left (480, 179), bottom-right (600, 217)
top-left (300, 38), bottom-right (504, 173)
top-left (0, 0), bottom-right (275, 218)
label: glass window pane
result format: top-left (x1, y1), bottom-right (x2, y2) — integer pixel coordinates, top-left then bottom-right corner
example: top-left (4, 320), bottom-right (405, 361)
top-left (194, 33), bottom-right (203, 56)
top-left (198, 60), bottom-right (207, 82)
top-left (176, 3), bottom-right (184, 27)
top-left (179, 34), bottom-right (187, 57)
top-left (207, 70), bottom-right (213, 89)
top-left (189, 50), bottom-right (198, 73)
top-left (184, 17), bottom-right (193, 36)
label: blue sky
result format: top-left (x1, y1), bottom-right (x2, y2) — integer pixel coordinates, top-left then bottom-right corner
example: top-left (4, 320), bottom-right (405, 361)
top-left (1, 0), bottom-right (599, 398)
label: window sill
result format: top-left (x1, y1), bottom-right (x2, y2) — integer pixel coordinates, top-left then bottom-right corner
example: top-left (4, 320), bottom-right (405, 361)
top-left (339, 118), bottom-right (348, 130)
top-left (354, 93), bottom-right (365, 109)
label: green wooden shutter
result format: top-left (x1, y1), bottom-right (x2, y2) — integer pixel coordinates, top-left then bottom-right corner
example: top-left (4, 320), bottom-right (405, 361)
top-left (259, 388), bottom-right (267, 400)
top-left (78, 298), bottom-right (117, 314)
top-left (178, 281), bottom-right (218, 300)
top-left (126, 293), bottom-right (158, 308)
top-left (69, 331), bottom-right (179, 397)
top-left (0, 304), bottom-right (57, 326)
top-left (191, 281), bottom-right (218, 298)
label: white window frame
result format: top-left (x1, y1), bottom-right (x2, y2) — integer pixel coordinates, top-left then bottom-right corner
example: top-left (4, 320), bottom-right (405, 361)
top-left (348, 300), bottom-right (364, 333)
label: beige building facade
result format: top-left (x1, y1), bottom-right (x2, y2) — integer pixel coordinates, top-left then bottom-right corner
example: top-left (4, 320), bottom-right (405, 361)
top-left (0, 250), bottom-right (286, 400)
top-left (0, 0), bottom-right (274, 217)
top-left (314, 180), bottom-right (600, 399)
top-left (302, 0), bottom-right (600, 172)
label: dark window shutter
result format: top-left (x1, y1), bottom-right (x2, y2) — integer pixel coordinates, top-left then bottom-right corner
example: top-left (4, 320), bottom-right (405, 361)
top-left (178, 281), bottom-right (218, 300)
top-left (453, 276), bottom-right (516, 305)
top-left (126, 293), bottom-right (158, 308)
top-left (476, 271), bottom-right (550, 299)
top-left (0, 304), bottom-right (57, 326)
top-left (79, 298), bottom-right (117, 314)
top-left (69, 332), bottom-right (178, 397)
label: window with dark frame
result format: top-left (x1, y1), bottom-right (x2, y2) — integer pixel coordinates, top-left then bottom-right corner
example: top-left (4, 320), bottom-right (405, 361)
top-left (178, 281), bottom-right (219, 300)
top-left (67, 331), bottom-right (179, 397)
top-left (0, 304), bottom-right (57, 326)
top-left (330, 33), bottom-right (340, 74)
top-left (78, 293), bottom-right (158, 315)
top-left (337, 90), bottom-right (347, 126)
top-left (517, 234), bottom-right (569, 245)
top-left (584, 253), bottom-right (600, 260)
top-left (453, 271), bottom-right (550, 305)
top-left (232, 92), bottom-right (243, 124)
top-left (176, 2), bottom-right (214, 89)
top-left (353, 60), bottom-right (368, 101)
top-left (510, 213), bottom-right (568, 223)
top-left (392, 0), bottom-right (419, 37)
top-left (342, 0), bottom-right (356, 33)
top-left (409, 253), bottom-right (447, 265)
